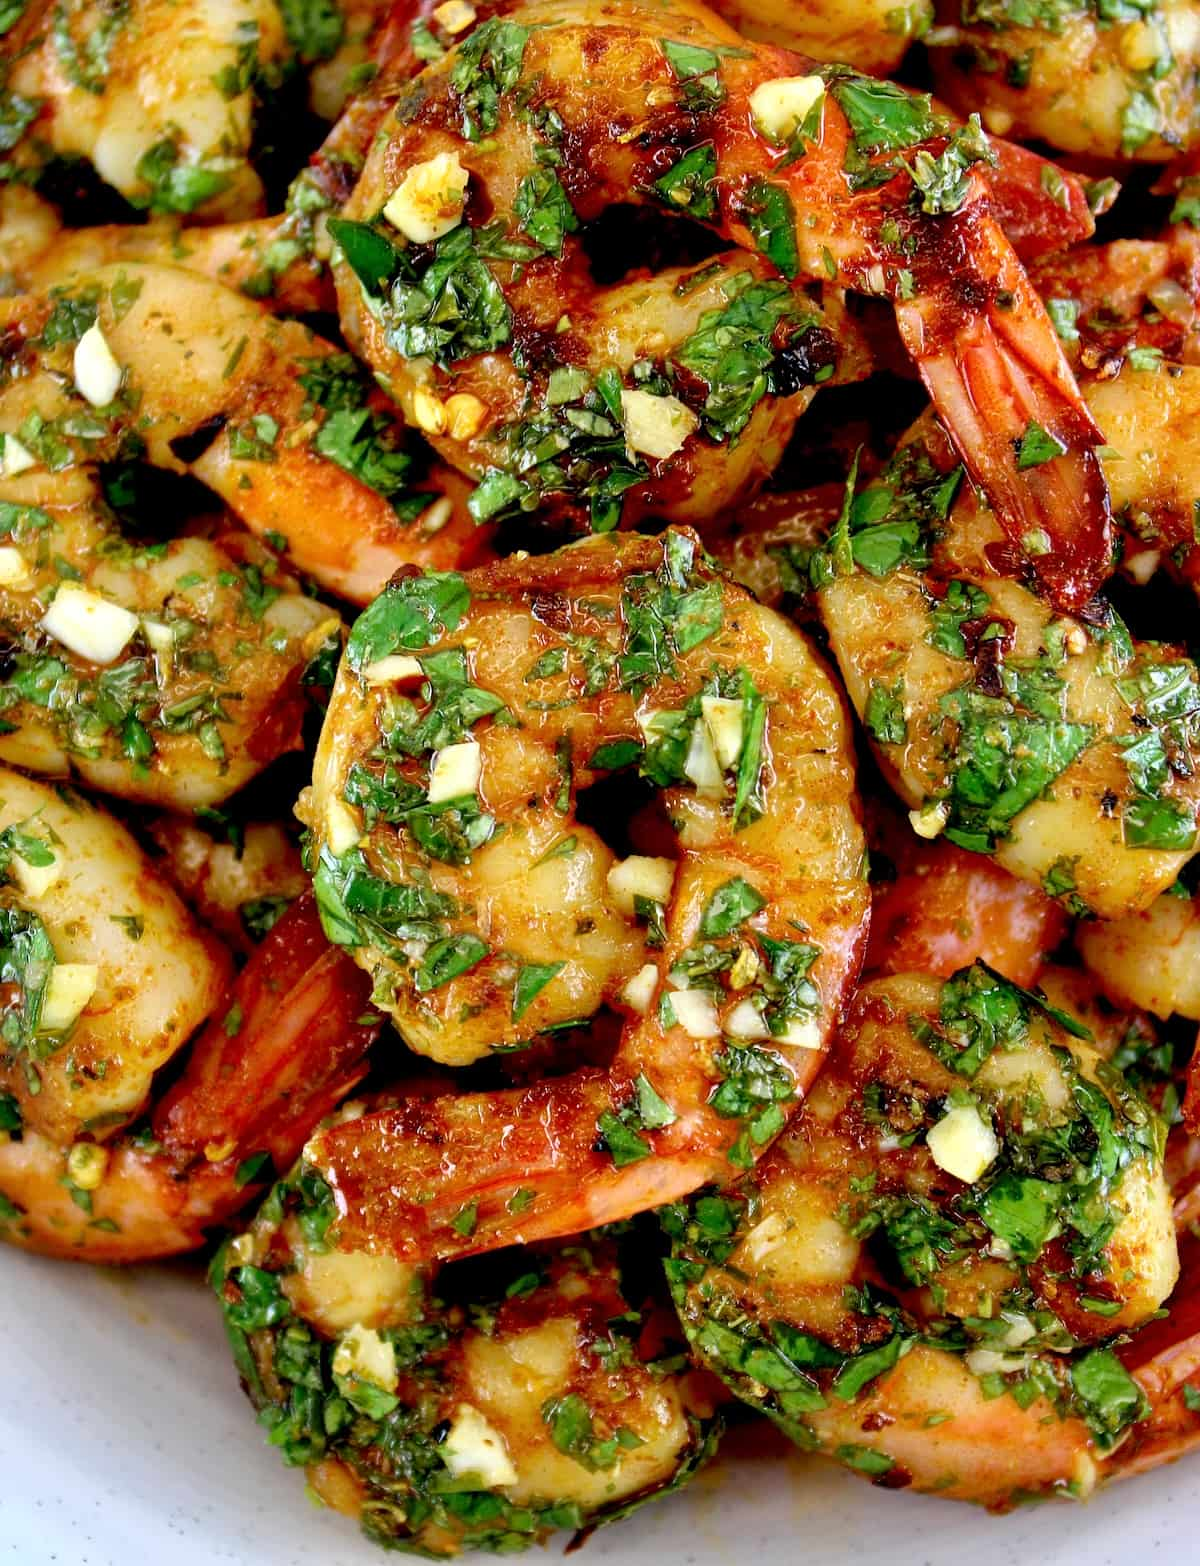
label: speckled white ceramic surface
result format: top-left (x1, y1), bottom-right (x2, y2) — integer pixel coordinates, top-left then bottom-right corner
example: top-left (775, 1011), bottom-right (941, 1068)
top-left (4, 1244), bottom-right (1197, 1566)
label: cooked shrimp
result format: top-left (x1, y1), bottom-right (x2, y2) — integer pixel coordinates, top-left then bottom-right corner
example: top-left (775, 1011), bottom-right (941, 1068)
top-left (0, 187), bottom-right (62, 292)
top-left (1078, 886), bottom-right (1200, 1021)
top-left (1081, 357), bottom-right (1200, 598)
top-left (147, 814), bottom-right (308, 954)
top-left (867, 803), bottom-right (1066, 985)
top-left (815, 418), bottom-right (1200, 919)
top-left (664, 966), bottom-right (1179, 1506)
top-left (4, 0), bottom-right (291, 219)
top-left (0, 764), bottom-right (227, 1144)
top-left (212, 1156), bottom-right (718, 1556)
top-left (1, 262), bottom-right (493, 621)
top-left (1031, 963), bottom-right (1200, 1233)
top-left (708, 484), bottom-right (844, 608)
top-left (301, 527), bottom-right (868, 1260)
top-left (702, 0), bottom-right (931, 74)
top-left (307, 0), bottom-right (395, 119)
top-left (0, 0), bottom-right (467, 311)
top-left (1029, 229), bottom-right (1200, 374)
top-left (0, 891), bottom-right (380, 1260)
top-left (998, 272), bottom-right (1200, 595)
top-left (331, 0), bottom-right (1110, 610)
top-left (0, 473), bottom-right (333, 808)
top-left (1114, 1231), bottom-right (1200, 1476)
top-left (929, 0), bottom-right (1200, 162)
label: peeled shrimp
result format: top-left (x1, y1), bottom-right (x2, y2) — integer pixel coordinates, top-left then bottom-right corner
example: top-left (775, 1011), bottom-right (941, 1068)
top-left (3, 262), bottom-right (491, 603)
top-left (4, 0), bottom-right (291, 219)
top-left (0, 891), bottom-right (379, 1260)
top-left (816, 418), bottom-right (1200, 918)
top-left (1078, 886), bottom-right (1200, 1022)
top-left (703, 0), bottom-right (931, 73)
top-left (212, 1150), bottom-right (718, 1554)
top-left (148, 814), bottom-right (307, 955)
top-left (666, 966), bottom-right (1179, 1505)
top-left (0, 263), bottom-right (495, 810)
top-left (0, 764), bottom-right (228, 1145)
top-left (331, 0), bottom-right (1110, 609)
top-left (930, 0), bottom-right (1200, 163)
top-left (302, 527), bottom-right (868, 1260)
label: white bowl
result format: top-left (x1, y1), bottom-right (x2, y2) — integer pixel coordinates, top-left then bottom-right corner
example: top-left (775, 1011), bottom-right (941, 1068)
top-left (5, 1245), bottom-right (1196, 1565)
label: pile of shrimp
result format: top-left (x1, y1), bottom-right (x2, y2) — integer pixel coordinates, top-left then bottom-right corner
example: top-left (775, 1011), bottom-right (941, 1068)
top-left (6, 0), bottom-right (1200, 1552)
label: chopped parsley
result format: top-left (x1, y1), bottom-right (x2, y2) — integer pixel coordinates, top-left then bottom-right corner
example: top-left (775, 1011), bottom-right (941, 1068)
top-left (864, 680), bottom-right (907, 745)
top-left (513, 167), bottom-right (578, 257)
top-left (449, 18), bottom-right (529, 140)
top-left (1015, 420), bottom-right (1067, 470)
top-left (132, 137), bottom-right (231, 214)
top-left (346, 572), bottom-right (470, 671)
top-left (329, 218), bottom-right (516, 368)
top-left (511, 960), bottom-right (564, 1020)
top-left (672, 274), bottom-right (833, 442)
top-left (737, 180), bottom-right (799, 280)
top-left (660, 39), bottom-right (725, 111)
top-left (700, 877), bottom-right (765, 937)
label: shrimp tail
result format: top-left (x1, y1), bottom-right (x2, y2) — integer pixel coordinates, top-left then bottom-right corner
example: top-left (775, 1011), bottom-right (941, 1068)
top-left (1114, 1231), bottom-right (1200, 1477)
top-left (896, 205), bottom-right (1112, 613)
top-left (0, 895), bottom-right (381, 1263)
top-left (152, 891), bottom-right (380, 1172)
top-left (982, 137), bottom-right (1097, 262)
top-left (304, 1074), bottom-right (731, 1263)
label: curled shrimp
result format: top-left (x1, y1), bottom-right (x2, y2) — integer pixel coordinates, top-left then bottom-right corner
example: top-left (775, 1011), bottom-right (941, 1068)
top-left (929, 0), bottom-right (1200, 163)
top-left (0, 889), bottom-right (380, 1261)
top-left (664, 965), bottom-right (1180, 1506)
top-left (3, 262), bottom-right (491, 600)
top-left (0, 263), bottom-right (498, 806)
top-left (0, 0), bottom-right (411, 220)
top-left (12, 208), bottom-right (336, 315)
top-left (301, 527), bottom-right (868, 1261)
top-left (1029, 228), bottom-right (1200, 374)
top-left (330, 0), bottom-right (1109, 609)
top-left (1114, 1231), bottom-right (1200, 1476)
top-left (1079, 356), bottom-right (1200, 599)
top-left (1001, 242), bottom-right (1200, 598)
top-left (211, 1155), bottom-right (718, 1556)
top-left (814, 418), bottom-right (1200, 918)
top-left (147, 813), bottom-right (308, 955)
top-left (3, 0), bottom-right (292, 219)
top-left (1077, 884), bottom-right (1200, 1022)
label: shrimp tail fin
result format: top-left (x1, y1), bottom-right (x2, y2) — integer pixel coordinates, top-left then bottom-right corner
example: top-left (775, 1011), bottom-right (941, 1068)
top-left (305, 1074), bottom-right (724, 1263)
top-left (1113, 1231), bottom-right (1200, 1477)
top-left (152, 892), bottom-right (380, 1173)
top-left (984, 138), bottom-right (1098, 262)
top-left (897, 208), bottom-right (1112, 614)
